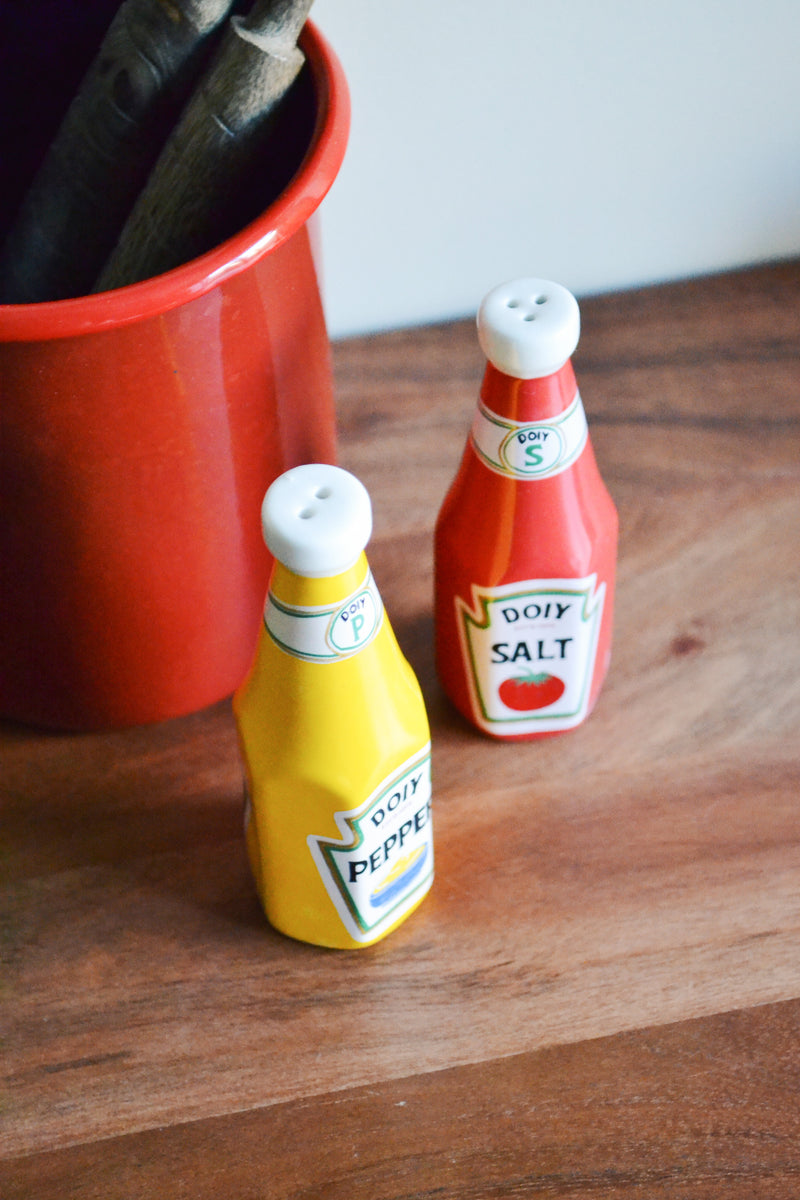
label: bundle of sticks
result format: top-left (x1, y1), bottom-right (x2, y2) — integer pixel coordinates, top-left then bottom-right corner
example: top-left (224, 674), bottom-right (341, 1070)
top-left (0, 0), bottom-right (315, 304)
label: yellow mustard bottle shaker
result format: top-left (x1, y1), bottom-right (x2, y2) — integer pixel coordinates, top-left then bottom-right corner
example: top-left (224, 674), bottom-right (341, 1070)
top-left (234, 464), bottom-right (434, 949)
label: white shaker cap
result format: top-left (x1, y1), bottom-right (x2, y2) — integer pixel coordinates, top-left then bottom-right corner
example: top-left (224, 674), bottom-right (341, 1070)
top-left (261, 464), bottom-right (372, 578)
top-left (477, 278), bottom-right (580, 379)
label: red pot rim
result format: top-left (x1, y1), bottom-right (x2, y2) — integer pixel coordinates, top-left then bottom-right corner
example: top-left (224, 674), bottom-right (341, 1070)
top-left (0, 20), bottom-right (350, 342)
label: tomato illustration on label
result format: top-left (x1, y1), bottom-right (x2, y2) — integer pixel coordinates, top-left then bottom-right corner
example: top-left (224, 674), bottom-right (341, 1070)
top-left (455, 576), bottom-right (605, 735)
top-left (498, 671), bottom-right (566, 712)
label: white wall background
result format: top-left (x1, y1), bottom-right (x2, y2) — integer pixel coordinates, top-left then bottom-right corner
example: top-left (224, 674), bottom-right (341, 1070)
top-left (311, 0), bottom-right (800, 338)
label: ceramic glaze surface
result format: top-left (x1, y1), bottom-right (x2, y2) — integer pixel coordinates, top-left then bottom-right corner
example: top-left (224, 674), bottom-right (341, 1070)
top-left (0, 24), bottom-right (350, 730)
top-left (435, 281), bottom-right (618, 741)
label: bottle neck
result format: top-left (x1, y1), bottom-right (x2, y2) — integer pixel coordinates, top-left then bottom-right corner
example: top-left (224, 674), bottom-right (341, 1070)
top-left (479, 359), bottom-right (578, 422)
top-left (265, 553), bottom-right (384, 664)
top-left (471, 359), bottom-right (588, 483)
top-left (268, 553), bottom-right (370, 609)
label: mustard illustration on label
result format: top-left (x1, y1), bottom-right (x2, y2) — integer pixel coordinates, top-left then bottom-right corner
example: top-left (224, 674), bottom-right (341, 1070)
top-left (308, 747), bottom-right (434, 943)
top-left (456, 576), bottom-right (605, 735)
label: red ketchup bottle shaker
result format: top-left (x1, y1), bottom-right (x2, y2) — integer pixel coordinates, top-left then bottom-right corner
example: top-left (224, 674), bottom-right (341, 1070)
top-left (434, 278), bottom-right (618, 740)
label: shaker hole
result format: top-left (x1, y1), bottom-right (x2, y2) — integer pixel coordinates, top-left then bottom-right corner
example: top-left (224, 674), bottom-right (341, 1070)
top-left (314, 486), bottom-right (332, 499)
top-left (506, 299), bottom-right (520, 309)
top-left (523, 314), bottom-right (536, 322)
top-left (299, 507), bottom-right (316, 520)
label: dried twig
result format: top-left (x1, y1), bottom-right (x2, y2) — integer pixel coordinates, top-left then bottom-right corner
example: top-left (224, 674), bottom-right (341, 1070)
top-left (95, 0), bottom-right (314, 291)
top-left (0, 0), bottom-right (236, 304)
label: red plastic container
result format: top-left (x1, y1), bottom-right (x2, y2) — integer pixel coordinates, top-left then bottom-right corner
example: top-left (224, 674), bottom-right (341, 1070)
top-left (435, 278), bottom-right (618, 740)
top-left (0, 23), bottom-right (349, 731)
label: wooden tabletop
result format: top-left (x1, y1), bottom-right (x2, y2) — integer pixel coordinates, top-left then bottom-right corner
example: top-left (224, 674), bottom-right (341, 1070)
top-left (3, 261), bottom-right (800, 1197)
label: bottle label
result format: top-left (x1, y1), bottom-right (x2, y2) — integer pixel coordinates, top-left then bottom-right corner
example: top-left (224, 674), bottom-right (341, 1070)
top-left (265, 570), bottom-right (384, 663)
top-left (470, 390), bottom-right (588, 480)
top-left (308, 747), bottom-right (434, 943)
top-left (456, 575), bottom-right (605, 735)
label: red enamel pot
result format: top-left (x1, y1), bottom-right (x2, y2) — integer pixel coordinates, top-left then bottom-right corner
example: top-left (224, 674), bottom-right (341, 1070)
top-left (0, 22), bottom-right (349, 730)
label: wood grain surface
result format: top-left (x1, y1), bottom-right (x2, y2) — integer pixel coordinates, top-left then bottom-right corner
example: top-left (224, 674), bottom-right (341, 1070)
top-left (2, 262), bottom-right (800, 1195)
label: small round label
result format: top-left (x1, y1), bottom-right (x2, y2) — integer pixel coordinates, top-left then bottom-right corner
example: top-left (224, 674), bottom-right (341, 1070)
top-left (499, 424), bottom-right (566, 476)
top-left (328, 589), bottom-right (381, 653)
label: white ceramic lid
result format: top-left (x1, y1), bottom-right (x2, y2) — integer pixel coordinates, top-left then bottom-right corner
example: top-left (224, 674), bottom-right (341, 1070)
top-left (477, 277), bottom-right (580, 379)
top-left (261, 463), bottom-right (373, 578)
